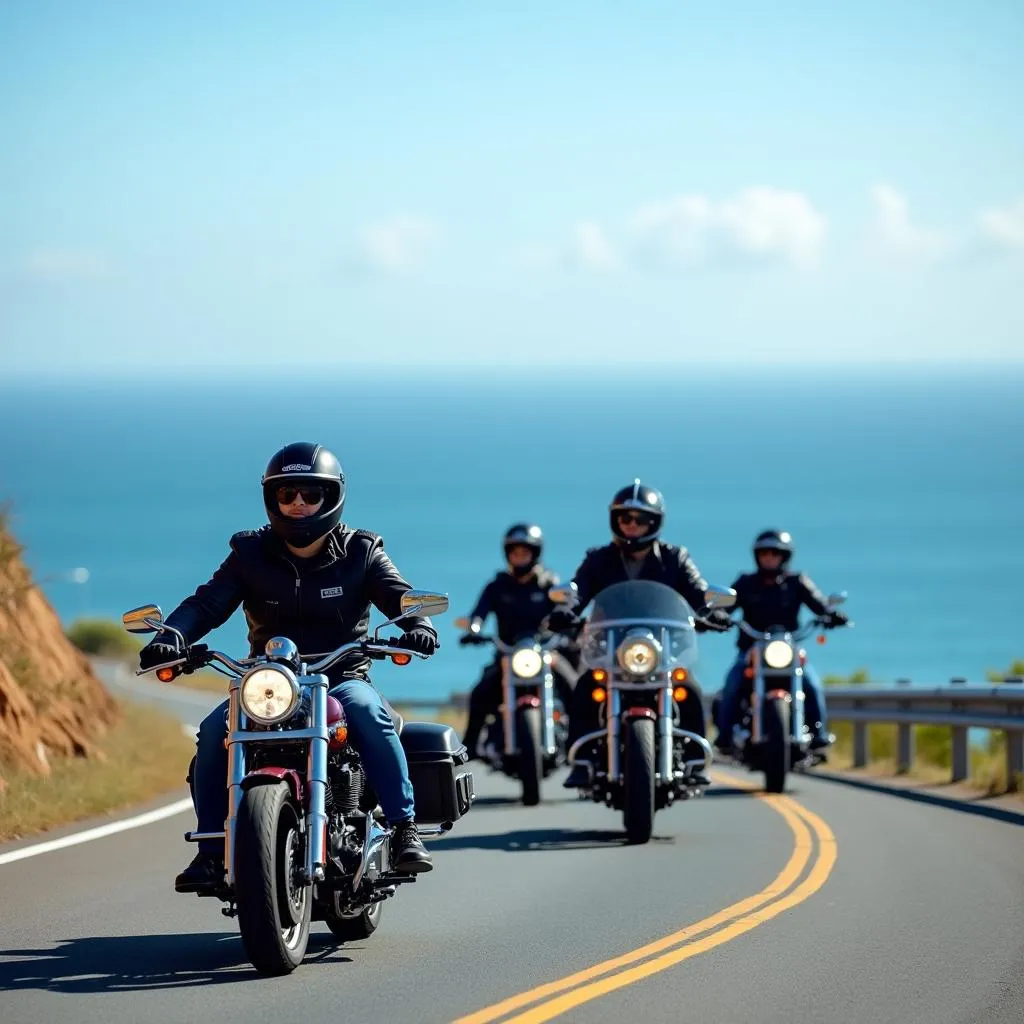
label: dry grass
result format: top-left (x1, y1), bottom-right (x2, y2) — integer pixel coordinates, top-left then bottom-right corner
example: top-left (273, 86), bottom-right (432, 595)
top-left (0, 700), bottom-right (194, 842)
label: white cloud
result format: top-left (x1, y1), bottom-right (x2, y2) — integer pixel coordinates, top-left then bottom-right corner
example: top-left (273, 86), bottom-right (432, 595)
top-left (628, 188), bottom-right (827, 268)
top-left (24, 248), bottom-right (110, 281)
top-left (869, 184), bottom-right (949, 258)
top-left (571, 221), bottom-right (620, 272)
top-left (359, 216), bottom-right (440, 272)
top-left (978, 197), bottom-right (1024, 251)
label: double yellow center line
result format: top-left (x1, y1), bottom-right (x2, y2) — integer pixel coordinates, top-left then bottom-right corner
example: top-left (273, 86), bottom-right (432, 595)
top-left (453, 778), bottom-right (837, 1024)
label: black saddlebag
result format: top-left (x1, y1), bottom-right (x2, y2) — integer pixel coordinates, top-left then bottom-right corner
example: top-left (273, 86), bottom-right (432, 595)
top-left (400, 722), bottom-right (474, 824)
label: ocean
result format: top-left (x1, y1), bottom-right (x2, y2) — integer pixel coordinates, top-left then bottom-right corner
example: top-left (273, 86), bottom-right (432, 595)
top-left (1, 367), bottom-right (1021, 700)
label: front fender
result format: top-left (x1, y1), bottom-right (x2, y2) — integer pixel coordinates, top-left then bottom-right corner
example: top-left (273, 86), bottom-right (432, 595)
top-left (241, 767), bottom-right (304, 804)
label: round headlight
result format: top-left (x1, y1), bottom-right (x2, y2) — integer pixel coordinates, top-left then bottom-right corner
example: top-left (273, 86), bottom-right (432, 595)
top-left (616, 637), bottom-right (660, 676)
top-left (510, 647), bottom-right (543, 678)
top-left (240, 666), bottom-right (300, 724)
top-left (763, 640), bottom-right (794, 669)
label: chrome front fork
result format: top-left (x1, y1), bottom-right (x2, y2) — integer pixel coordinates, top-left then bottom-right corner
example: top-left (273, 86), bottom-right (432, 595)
top-left (225, 682), bottom-right (245, 887)
top-left (502, 659), bottom-right (557, 758)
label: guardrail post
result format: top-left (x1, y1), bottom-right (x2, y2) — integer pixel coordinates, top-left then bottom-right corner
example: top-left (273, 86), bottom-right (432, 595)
top-left (950, 677), bottom-right (969, 782)
top-left (853, 721), bottom-right (868, 768)
top-left (1007, 732), bottom-right (1023, 794)
top-left (896, 678), bottom-right (914, 773)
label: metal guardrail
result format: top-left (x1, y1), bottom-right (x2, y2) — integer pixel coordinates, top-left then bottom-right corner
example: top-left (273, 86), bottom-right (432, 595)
top-left (825, 678), bottom-right (1024, 792)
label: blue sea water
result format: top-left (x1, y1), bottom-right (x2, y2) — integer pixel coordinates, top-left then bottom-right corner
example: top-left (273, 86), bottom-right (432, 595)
top-left (0, 368), bottom-right (1021, 701)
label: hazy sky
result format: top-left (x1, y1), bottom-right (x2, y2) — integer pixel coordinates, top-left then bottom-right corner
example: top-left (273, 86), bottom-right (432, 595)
top-left (1, 1), bottom-right (1022, 374)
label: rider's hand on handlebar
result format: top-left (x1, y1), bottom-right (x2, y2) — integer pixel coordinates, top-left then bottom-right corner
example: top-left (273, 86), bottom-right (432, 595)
top-left (546, 607), bottom-right (581, 634)
top-left (399, 628), bottom-right (439, 656)
top-left (458, 633), bottom-right (487, 646)
top-left (696, 609), bottom-right (733, 633)
top-left (822, 610), bottom-right (849, 629)
top-left (139, 637), bottom-right (182, 672)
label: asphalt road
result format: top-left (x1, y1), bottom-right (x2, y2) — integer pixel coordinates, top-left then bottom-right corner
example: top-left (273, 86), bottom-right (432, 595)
top-left (1, 668), bottom-right (1021, 1024)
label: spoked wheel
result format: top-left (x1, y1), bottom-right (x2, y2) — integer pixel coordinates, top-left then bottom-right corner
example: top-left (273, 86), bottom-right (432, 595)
top-left (235, 782), bottom-right (312, 975)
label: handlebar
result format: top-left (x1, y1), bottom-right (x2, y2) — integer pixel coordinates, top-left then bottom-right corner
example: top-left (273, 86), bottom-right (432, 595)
top-left (459, 632), bottom-right (566, 654)
top-left (734, 616), bottom-right (851, 642)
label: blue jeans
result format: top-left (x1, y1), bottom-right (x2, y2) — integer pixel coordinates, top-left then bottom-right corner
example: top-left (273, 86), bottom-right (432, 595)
top-left (192, 679), bottom-right (415, 857)
top-left (715, 655), bottom-right (828, 745)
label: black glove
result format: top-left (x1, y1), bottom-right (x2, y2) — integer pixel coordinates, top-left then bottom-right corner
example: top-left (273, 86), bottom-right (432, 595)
top-left (546, 607), bottom-right (580, 634)
top-left (696, 609), bottom-right (732, 633)
top-left (139, 637), bottom-right (182, 671)
top-left (399, 628), bottom-right (439, 656)
top-left (822, 610), bottom-right (849, 629)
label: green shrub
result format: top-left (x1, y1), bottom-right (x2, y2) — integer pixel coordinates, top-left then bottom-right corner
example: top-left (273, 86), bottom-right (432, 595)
top-left (66, 618), bottom-right (142, 659)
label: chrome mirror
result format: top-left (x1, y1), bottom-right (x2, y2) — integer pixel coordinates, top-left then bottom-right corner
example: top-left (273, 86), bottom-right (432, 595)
top-left (399, 590), bottom-right (450, 619)
top-left (548, 583), bottom-right (578, 607)
top-left (826, 592), bottom-right (847, 609)
top-left (122, 604), bottom-right (163, 634)
top-left (703, 585), bottom-right (737, 610)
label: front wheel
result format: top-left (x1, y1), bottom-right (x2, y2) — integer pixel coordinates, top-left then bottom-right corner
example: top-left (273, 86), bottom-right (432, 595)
top-left (517, 706), bottom-right (542, 806)
top-left (763, 698), bottom-right (791, 794)
top-left (235, 782), bottom-right (312, 975)
top-left (622, 716), bottom-right (656, 845)
top-left (324, 896), bottom-right (384, 942)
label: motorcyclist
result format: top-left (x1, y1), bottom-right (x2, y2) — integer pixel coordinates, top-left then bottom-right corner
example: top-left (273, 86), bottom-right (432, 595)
top-left (547, 481), bottom-right (731, 788)
top-left (138, 442), bottom-right (440, 893)
top-left (459, 523), bottom-right (577, 759)
top-left (714, 529), bottom-right (848, 754)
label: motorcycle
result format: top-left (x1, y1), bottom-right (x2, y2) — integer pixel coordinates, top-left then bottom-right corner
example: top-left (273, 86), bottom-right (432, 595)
top-left (122, 590), bottom-right (475, 976)
top-left (454, 618), bottom-right (570, 806)
top-left (557, 580), bottom-right (734, 844)
top-left (717, 594), bottom-right (850, 793)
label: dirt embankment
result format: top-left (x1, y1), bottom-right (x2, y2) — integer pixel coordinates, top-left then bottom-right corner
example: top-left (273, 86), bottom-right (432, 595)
top-left (0, 522), bottom-right (119, 787)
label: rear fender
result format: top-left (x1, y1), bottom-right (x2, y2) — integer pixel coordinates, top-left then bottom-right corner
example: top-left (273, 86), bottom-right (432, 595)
top-left (241, 767), bottom-right (304, 804)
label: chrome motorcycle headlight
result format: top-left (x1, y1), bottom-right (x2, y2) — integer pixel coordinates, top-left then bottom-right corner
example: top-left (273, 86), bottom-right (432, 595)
top-left (240, 665), bottom-right (300, 724)
top-left (763, 640), bottom-right (794, 670)
top-left (510, 647), bottom-right (543, 678)
top-left (616, 637), bottom-right (660, 676)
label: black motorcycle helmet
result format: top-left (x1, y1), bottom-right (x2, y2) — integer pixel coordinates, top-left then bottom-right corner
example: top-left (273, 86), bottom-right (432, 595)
top-left (753, 529), bottom-right (793, 569)
top-left (609, 480), bottom-right (665, 551)
top-left (503, 523), bottom-right (543, 576)
top-left (262, 442), bottom-right (346, 547)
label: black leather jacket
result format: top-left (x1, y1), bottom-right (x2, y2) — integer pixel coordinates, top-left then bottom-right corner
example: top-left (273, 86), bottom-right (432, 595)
top-left (162, 524), bottom-right (437, 678)
top-left (570, 541), bottom-right (710, 613)
top-left (469, 566), bottom-right (561, 646)
top-left (730, 570), bottom-right (830, 652)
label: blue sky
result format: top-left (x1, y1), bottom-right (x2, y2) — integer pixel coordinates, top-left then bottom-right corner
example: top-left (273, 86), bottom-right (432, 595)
top-left (1, 1), bottom-right (1022, 374)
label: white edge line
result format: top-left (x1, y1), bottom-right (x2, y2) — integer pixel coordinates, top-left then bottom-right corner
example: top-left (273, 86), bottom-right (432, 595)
top-left (0, 796), bottom-right (194, 867)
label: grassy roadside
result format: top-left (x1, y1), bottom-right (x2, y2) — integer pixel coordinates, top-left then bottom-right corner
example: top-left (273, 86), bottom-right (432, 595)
top-left (0, 700), bottom-right (194, 843)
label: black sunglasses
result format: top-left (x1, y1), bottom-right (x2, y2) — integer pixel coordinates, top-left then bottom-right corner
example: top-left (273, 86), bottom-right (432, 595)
top-left (276, 485), bottom-right (326, 506)
top-left (617, 511), bottom-right (654, 527)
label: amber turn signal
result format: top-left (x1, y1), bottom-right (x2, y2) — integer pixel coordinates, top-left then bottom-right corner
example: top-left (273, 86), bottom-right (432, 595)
top-left (156, 667), bottom-right (176, 683)
top-left (330, 725), bottom-right (349, 745)
top-left (592, 669), bottom-right (608, 683)
top-left (391, 653), bottom-right (412, 666)
top-left (743, 667), bottom-right (754, 679)
top-left (591, 687), bottom-right (606, 703)
top-left (816, 634), bottom-right (827, 646)
top-left (671, 667), bottom-right (688, 683)
top-left (672, 686), bottom-right (689, 702)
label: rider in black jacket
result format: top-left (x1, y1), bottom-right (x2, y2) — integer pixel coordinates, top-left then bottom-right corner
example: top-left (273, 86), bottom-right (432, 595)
top-left (548, 481), bottom-right (731, 787)
top-left (714, 529), bottom-right (848, 753)
top-left (459, 524), bottom-right (577, 758)
top-left (138, 442), bottom-right (440, 892)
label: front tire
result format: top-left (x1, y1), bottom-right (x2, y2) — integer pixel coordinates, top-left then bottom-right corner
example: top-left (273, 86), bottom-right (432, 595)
top-left (235, 782), bottom-right (312, 975)
top-left (517, 706), bottom-right (542, 806)
top-left (763, 698), bottom-right (791, 794)
top-left (623, 716), bottom-right (656, 845)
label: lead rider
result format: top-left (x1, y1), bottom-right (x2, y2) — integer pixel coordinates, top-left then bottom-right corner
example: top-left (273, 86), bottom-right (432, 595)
top-left (138, 442), bottom-right (439, 892)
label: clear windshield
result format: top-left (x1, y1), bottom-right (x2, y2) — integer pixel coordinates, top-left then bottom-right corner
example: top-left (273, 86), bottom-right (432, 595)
top-left (581, 580), bottom-right (698, 670)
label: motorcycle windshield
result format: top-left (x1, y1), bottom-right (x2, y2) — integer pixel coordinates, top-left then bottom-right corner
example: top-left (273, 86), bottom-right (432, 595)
top-left (582, 581), bottom-right (698, 670)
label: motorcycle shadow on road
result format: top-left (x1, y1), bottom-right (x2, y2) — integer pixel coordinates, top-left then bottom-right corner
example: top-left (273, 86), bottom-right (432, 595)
top-left (0, 930), bottom-right (355, 994)
top-left (428, 826), bottom-right (676, 852)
